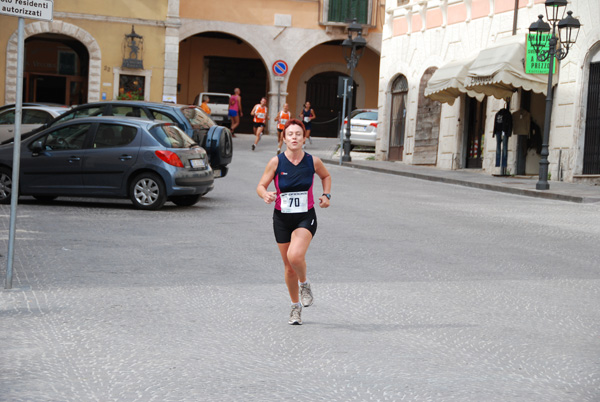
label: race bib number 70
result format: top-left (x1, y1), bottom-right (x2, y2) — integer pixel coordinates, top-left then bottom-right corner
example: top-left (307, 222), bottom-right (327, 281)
top-left (280, 191), bottom-right (308, 213)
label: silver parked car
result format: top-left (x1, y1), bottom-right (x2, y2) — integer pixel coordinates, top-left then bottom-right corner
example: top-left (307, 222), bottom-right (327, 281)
top-left (0, 104), bottom-right (71, 143)
top-left (342, 109), bottom-right (378, 148)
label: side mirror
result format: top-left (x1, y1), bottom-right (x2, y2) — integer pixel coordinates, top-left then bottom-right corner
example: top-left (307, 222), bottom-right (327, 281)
top-left (32, 140), bottom-right (44, 154)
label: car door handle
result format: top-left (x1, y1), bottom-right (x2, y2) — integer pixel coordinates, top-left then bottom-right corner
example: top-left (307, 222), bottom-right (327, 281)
top-left (119, 154), bottom-right (133, 161)
top-left (68, 156), bottom-right (81, 162)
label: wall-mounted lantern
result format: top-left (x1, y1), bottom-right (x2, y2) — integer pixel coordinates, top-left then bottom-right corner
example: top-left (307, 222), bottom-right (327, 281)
top-left (122, 25), bottom-right (144, 69)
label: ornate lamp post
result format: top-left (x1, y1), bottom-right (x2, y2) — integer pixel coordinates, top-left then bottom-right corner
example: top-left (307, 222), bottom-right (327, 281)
top-left (341, 19), bottom-right (367, 162)
top-left (528, 0), bottom-right (580, 190)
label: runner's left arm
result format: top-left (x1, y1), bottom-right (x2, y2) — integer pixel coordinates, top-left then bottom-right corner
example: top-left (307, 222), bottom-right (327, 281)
top-left (314, 157), bottom-right (331, 208)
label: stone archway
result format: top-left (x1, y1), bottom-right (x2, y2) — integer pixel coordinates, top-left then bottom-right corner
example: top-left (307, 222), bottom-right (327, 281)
top-left (296, 63), bottom-right (366, 116)
top-left (5, 20), bottom-right (101, 104)
top-left (413, 67), bottom-right (441, 165)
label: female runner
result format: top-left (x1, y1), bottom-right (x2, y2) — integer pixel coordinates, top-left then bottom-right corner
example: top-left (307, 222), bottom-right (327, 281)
top-left (257, 119), bottom-right (332, 325)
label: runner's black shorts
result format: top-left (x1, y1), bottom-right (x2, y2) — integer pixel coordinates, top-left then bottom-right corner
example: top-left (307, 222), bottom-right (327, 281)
top-left (253, 122), bottom-right (265, 128)
top-left (273, 208), bottom-right (317, 244)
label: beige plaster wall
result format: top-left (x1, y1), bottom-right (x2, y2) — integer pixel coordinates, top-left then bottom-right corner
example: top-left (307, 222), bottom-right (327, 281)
top-left (54, 0), bottom-right (168, 21)
top-left (180, 0), bottom-right (320, 30)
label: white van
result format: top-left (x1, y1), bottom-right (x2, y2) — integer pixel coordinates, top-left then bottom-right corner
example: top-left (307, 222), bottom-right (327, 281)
top-left (194, 92), bottom-right (231, 126)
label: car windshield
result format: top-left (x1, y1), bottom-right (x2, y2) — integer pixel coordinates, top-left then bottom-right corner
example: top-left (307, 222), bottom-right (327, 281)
top-left (208, 95), bottom-right (230, 105)
top-left (181, 107), bottom-right (215, 129)
top-left (150, 124), bottom-right (197, 148)
top-left (352, 111), bottom-right (377, 121)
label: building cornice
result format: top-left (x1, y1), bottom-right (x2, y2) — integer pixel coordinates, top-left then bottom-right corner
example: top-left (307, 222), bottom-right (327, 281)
top-left (52, 12), bottom-right (181, 29)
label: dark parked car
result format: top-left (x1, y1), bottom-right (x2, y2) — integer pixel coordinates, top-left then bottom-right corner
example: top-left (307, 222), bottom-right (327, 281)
top-left (11, 101), bottom-right (233, 178)
top-left (0, 116), bottom-right (214, 210)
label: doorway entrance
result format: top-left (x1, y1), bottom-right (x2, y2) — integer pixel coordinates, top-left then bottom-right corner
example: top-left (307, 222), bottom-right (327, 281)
top-left (305, 72), bottom-right (353, 137)
top-left (205, 56), bottom-right (267, 135)
top-left (464, 96), bottom-right (487, 168)
top-left (583, 62), bottom-right (600, 174)
top-left (24, 33), bottom-right (89, 105)
top-left (389, 75), bottom-right (408, 161)
top-left (414, 67), bottom-right (441, 165)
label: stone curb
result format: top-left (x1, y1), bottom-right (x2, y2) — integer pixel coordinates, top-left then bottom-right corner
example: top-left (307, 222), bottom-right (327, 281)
top-left (323, 159), bottom-right (600, 204)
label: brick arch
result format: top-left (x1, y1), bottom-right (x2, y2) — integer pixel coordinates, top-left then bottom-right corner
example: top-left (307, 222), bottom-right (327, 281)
top-left (5, 20), bottom-right (102, 104)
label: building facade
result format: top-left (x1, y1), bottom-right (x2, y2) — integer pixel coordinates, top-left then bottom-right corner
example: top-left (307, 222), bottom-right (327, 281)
top-left (1, 0), bottom-right (385, 137)
top-left (378, 0), bottom-right (600, 184)
top-left (1, 0), bottom-right (177, 106)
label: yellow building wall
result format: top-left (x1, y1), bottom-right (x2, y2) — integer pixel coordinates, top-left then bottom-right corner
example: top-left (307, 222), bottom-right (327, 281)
top-left (177, 37), bottom-right (379, 114)
top-left (54, 0), bottom-right (167, 22)
top-left (181, 0), bottom-right (385, 31)
top-left (0, 0), bottom-right (167, 103)
top-left (180, 0), bottom-right (320, 29)
top-left (0, 17), bottom-right (17, 103)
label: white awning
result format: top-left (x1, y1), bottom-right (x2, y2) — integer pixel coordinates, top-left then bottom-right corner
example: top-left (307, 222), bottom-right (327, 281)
top-left (464, 35), bottom-right (554, 100)
top-left (424, 55), bottom-right (485, 106)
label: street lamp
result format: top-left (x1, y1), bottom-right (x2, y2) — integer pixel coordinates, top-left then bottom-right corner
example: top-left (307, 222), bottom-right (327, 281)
top-left (341, 19), bottom-right (367, 162)
top-left (528, 0), bottom-right (580, 190)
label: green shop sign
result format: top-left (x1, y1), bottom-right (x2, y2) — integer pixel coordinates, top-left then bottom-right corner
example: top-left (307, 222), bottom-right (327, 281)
top-left (526, 33), bottom-right (556, 75)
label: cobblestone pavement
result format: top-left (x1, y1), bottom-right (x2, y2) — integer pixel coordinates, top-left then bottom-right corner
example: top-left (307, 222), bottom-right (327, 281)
top-left (1, 134), bottom-right (599, 401)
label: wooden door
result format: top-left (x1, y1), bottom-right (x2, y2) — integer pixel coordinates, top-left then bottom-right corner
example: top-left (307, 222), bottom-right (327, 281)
top-left (583, 62), bottom-right (600, 174)
top-left (389, 75), bottom-right (408, 161)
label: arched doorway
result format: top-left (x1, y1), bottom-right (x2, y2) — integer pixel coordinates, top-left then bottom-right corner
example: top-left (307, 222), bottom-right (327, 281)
top-left (389, 75), bottom-right (408, 161)
top-left (24, 33), bottom-right (89, 105)
top-left (414, 67), bottom-right (441, 165)
top-left (178, 32), bottom-right (268, 134)
top-left (305, 71), bottom-right (353, 137)
top-left (583, 49), bottom-right (600, 174)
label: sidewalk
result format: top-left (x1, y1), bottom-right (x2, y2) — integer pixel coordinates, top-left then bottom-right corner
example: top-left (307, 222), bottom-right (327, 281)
top-left (313, 138), bottom-right (600, 204)
top-left (236, 134), bottom-right (600, 203)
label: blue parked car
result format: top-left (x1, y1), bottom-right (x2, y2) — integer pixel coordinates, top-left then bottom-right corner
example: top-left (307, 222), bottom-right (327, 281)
top-left (0, 116), bottom-right (214, 210)
top-left (8, 101), bottom-right (233, 179)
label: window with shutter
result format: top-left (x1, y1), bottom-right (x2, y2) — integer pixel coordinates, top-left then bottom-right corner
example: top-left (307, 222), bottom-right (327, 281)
top-left (328, 0), bottom-right (369, 24)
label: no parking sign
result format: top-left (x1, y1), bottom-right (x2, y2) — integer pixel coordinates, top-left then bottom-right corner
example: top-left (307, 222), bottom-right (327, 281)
top-left (272, 60), bottom-right (288, 76)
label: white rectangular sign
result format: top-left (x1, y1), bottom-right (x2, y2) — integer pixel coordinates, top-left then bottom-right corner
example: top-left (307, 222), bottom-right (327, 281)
top-left (0, 0), bottom-right (53, 21)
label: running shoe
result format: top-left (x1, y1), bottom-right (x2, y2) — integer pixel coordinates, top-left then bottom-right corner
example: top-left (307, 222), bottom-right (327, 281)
top-left (251, 144), bottom-right (255, 151)
top-left (289, 304), bottom-right (302, 325)
top-left (308, 137), bottom-right (313, 144)
top-left (300, 282), bottom-right (313, 307)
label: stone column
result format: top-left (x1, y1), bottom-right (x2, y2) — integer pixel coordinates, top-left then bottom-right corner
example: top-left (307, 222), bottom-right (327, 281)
top-left (163, 0), bottom-right (181, 101)
top-left (268, 78), bottom-right (288, 135)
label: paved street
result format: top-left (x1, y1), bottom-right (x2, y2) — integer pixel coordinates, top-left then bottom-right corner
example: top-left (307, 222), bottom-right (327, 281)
top-left (1, 133), bottom-right (599, 402)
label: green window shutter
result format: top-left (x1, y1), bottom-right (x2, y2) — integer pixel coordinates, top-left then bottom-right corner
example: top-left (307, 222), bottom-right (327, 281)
top-left (328, 0), bottom-right (368, 24)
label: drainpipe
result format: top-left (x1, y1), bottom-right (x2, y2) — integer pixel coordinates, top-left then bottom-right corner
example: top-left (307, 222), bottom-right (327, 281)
top-left (512, 0), bottom-right (519, 35)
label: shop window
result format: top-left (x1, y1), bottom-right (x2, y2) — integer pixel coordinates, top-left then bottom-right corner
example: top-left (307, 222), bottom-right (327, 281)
top-left (118, 75), bottom-right (145, 100)
top-left (328, 0), bottom-right (368, 24)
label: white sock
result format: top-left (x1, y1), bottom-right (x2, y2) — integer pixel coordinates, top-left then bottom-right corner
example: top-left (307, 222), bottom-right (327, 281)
top-left (299, 280), bottom-right (308, 286)
top-left (291, 302), bottom-right (302, 308)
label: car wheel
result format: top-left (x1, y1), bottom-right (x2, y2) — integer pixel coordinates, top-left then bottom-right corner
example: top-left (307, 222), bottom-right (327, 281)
top-left (129, 172), bottom-right (167, 210)
top-left (33, 195), bottom-right (58, 203)
top-left (171, 194), bottom-right (202, 207)
top-left (0, 167), bottom-right (13, 204)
